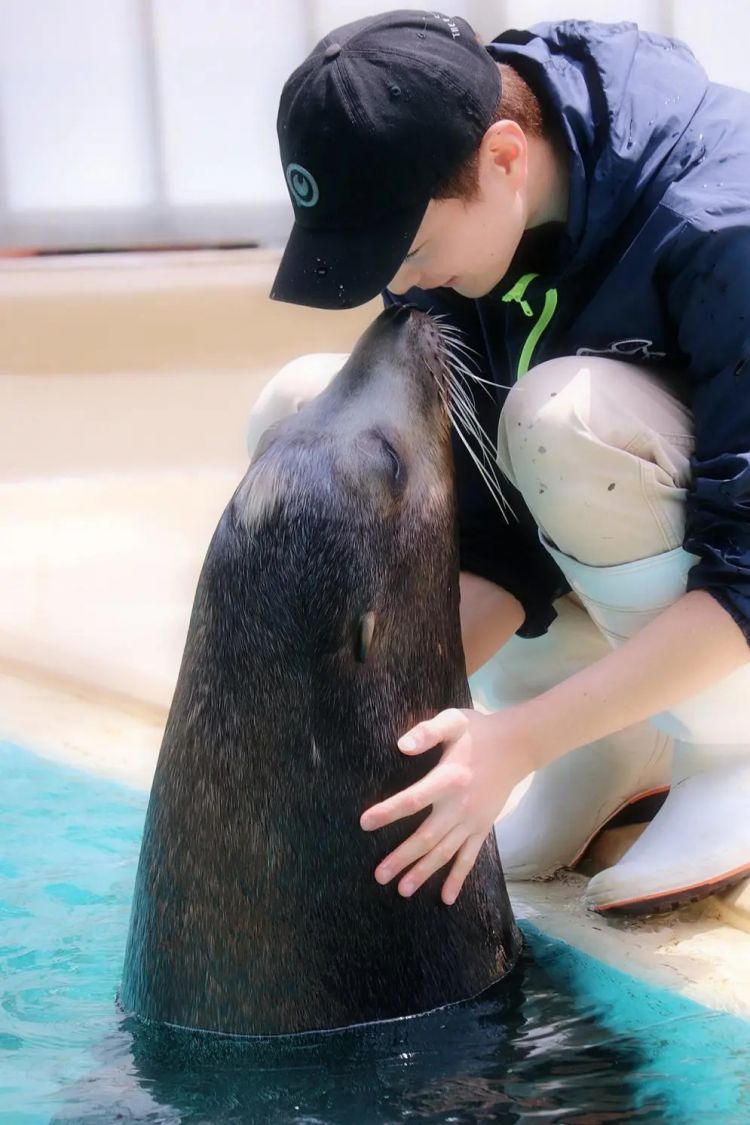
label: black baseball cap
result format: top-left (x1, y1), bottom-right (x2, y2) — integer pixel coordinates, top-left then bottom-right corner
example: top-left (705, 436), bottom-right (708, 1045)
top-left (270, 9), bottom-right (501, 310)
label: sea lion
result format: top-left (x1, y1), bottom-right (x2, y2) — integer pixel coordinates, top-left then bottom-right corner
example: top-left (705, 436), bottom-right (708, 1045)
top-left (119, 303), bottom-right (521, 1037)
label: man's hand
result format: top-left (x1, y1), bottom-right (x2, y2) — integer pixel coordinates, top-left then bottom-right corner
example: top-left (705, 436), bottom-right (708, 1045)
top-left (360, 591), bottom-right (750, 908)
top-left (359, 707), bottom-right (537, 905)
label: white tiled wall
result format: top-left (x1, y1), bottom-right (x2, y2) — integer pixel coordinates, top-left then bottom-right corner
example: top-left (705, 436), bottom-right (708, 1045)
top-left (0, 0), bottom-right (745, 249)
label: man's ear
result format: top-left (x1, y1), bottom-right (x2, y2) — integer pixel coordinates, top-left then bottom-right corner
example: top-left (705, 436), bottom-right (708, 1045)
top-left (485, 120), bottom-right (525, 176)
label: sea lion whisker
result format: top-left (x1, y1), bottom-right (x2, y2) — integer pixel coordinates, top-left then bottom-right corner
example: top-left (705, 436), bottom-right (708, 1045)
top-left (443, 348), bottom-right (497, 408)
top-left (450, 396), bottom-right (505, 485)
top-left (436, 322), bottom-right (483, 362)
top-left (443, 371), bottom-right (491, 444)
top-left (443, 341), bottom-right (485, 374)
top-left (445, 366), bottom-right (498, 454)
top-left (436, 382), bottom-right (514, 518)
top-left (425, 354), bottom-right (453, 402)
top-left (464, 372), bottom-right (513, 391)
top-left (439, 330), bottom-right (482, 361)
top-left (448, 350), bottom-right (513, 392)
top-left (438, 331), bottom-right (482, 364)
top-left (442, 373), bottom-right (515, 517)
top-left (431, 323), bottom-right (500, 452)
top-left (436, 324), bottom-right (512, 395)
top-left (440, 344), bottom-right (492, 398)
top-left (444, 376), bottom-right (488, 444)
top-left (432, 359), bottom-right (489, 455)
top-left (450, 415), bottom-right (514, 519)
top-left (442, 343), bottom-right (488, 386)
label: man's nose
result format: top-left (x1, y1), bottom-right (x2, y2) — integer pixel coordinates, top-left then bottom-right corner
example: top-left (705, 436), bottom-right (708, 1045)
top-left (387, 262), bottom-right (420, 294)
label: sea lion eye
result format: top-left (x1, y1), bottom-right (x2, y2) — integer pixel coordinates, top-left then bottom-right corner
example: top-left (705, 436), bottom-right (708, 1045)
top-left (365, 428), bottom-right (405, 494)
top-left (381, 438), bottom-right (401, 481)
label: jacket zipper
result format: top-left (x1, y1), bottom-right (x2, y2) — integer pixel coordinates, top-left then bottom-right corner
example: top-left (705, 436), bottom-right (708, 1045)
top-left (501, 272), bottom-right (559, 378)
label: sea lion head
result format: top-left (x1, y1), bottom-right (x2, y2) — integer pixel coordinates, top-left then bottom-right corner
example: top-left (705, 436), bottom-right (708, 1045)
top-left (234, 304), bottom-right (461, 686)
top-left (242, 304), bottom-right (453, 524)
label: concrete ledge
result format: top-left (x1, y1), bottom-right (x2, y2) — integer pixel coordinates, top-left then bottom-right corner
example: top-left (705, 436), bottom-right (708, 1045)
top-left (0, 471), bottom-right (234, 711)
top-left (0, 249), bottom-right (377, 480)
top-left (511, 876), bottom-right (750, 1019)
top-left (0, 248), bottom-right (377, 377)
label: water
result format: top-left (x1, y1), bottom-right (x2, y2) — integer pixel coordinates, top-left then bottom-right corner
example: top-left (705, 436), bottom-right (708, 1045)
top-left (1, 742), bottom-right (749, 1124)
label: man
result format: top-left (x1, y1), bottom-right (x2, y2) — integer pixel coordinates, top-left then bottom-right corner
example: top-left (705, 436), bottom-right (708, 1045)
top-left (259, 9), bottom-right (750, 914)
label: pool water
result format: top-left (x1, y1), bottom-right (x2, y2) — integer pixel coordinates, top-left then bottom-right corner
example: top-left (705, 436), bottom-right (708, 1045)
top-left (1, 741), bottom-right (749, 1124)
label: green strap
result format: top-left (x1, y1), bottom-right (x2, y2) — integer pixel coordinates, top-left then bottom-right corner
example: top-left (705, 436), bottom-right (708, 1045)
top-left (501, 272), bottom-right (559, 378)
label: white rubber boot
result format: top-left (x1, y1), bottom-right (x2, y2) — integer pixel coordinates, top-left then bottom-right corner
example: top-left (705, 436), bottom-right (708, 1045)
top-left (495, 727), bottom-right (671, 880)
top-left (585, 744), bottom-right (750, 912)
top-left (472, 596), bottom-right (672, 880)
top-left (540, 532), bottom-right (750, 914)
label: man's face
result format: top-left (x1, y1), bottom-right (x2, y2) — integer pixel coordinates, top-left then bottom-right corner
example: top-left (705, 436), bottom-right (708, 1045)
top-left (387, 197), bottom-right (521, 298)
top-left (387, 121), bottom-right (529, 300)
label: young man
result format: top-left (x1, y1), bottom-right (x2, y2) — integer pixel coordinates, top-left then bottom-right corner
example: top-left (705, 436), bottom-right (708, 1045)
top-left (260, 9), bottom-right (750, 915)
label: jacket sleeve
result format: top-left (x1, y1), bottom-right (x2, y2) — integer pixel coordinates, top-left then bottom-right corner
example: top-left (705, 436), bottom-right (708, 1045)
top-left (382, 284), bottom-right (569, 638)
top-left (663, 222), bottom-right (750, 643)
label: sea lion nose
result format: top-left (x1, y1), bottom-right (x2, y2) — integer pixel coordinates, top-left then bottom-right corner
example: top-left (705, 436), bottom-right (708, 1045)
top-left (390, 303), bottom-right (416, 324)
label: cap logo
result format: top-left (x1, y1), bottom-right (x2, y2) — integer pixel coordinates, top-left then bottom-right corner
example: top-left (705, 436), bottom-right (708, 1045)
top-left (286, 163), bottom-right (319, 208)
top-left (432, 12), bottom-right (460, 38)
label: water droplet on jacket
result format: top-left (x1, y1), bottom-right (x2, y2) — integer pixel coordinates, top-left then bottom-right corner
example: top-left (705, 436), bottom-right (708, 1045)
top-left (314, 258), bottom-right (329, 277)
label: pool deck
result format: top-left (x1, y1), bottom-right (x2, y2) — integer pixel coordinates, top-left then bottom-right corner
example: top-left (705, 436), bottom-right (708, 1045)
top-left (2, 249), bottom-right (749, 1022)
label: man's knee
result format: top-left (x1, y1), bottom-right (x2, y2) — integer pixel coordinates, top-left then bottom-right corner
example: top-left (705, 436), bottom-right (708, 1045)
top-left (498, 355), bottom-right (691, 492)
top-left (246, 352), bottom-right (349, 458)
top-left (497, 356), bottom-right (590, 487)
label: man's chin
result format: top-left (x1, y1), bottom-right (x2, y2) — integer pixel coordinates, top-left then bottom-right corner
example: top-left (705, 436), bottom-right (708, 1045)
top-left (451, 278), bottom-right (493, 299)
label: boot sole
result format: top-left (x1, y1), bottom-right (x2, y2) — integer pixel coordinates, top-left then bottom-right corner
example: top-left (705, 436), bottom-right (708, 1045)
top-left (589, 863), bottom-right (750, 917)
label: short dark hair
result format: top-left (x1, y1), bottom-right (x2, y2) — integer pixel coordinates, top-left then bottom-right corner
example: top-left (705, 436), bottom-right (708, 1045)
top-left (434, 63), bottom-right (549, 202)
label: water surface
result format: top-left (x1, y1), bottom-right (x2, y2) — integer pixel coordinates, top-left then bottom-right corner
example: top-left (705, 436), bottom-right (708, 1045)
top-left (1, 742), bottom-right (748, 1124)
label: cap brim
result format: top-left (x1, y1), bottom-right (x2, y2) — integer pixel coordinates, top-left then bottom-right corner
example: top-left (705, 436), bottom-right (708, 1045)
top-left (269, 200), bottom-right (428, 310)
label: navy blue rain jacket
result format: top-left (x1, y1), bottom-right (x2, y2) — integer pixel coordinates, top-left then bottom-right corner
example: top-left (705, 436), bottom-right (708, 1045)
top-left (384, 20), bottom-right (750, 641)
